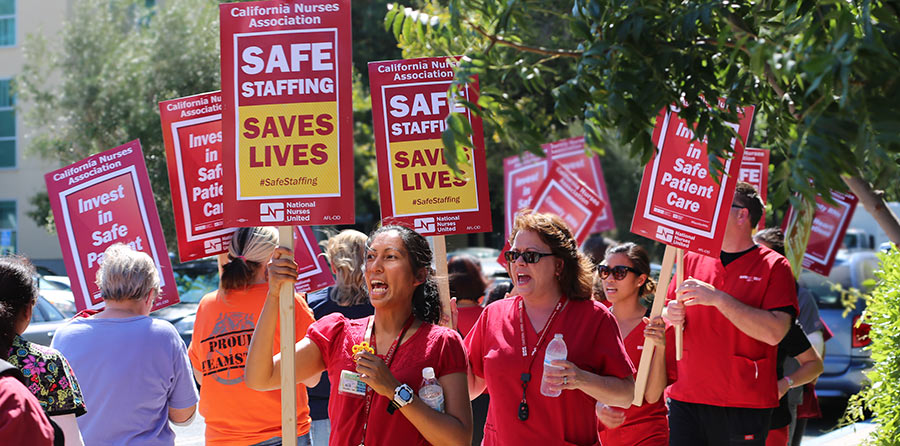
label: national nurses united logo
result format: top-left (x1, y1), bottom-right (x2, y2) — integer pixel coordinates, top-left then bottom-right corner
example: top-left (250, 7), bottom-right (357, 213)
top-left (200, 312), bottom-right (256, 385)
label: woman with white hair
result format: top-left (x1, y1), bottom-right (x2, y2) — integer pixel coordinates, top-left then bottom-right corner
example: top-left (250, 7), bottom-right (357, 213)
top-left (52, 244), bottom-right (198, 446)
top-left (188, 226), bottom-right (316, 446)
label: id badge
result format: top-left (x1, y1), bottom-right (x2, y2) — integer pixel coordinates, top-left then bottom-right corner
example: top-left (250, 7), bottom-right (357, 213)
top-left (338, 370), bottom-right (367, 397)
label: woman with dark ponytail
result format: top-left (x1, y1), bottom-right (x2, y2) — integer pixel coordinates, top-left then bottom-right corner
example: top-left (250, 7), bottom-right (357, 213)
top-left (187, 227), bottom-right (316, 446)
top-left (595, 243), bottom-right (676, 446)
top-left (246, 224), bottom-right (472, 446)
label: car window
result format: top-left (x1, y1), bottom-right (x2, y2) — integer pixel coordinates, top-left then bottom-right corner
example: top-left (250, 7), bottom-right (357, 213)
top-left (35, 297), bottom-right (65, 322)
top-left (799, 263), bottom-right (852, 309)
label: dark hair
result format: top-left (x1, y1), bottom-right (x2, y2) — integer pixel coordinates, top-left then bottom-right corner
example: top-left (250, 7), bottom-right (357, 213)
top-left (448, 255), bottom-right (488, 303)
top-left (484, 279), bottom-right (513, 307)
top-left (605, 243), bottom-right (657, 298)
top-left (734, 181), bottom-right (765, 227)
top-left (511, 210), bottom-right (594, 300)
top-left (221, 227), bottom-right (277, 291)
top-left (581, 234), bottom-right (617, 266)
top-left (754, 227), bottom-right (785, 256)
top-left (368, 225), bottom-right (441, 324)
top-left (0, 256), bottom-right (38, 354)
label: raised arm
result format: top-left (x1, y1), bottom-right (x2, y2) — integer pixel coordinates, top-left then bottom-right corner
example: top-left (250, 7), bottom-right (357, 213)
top-left (245, 247), bottom-right (327, 391)
top-left (677, 278), bottom-right (791, 345)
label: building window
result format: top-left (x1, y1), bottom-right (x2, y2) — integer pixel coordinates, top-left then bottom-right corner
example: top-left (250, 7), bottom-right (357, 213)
top-left (0, 79), bottom-right (13, 168)
top-left (0, 200), bottom-right (16, 255)
top-left (0, 0), bottom-right (14, 47)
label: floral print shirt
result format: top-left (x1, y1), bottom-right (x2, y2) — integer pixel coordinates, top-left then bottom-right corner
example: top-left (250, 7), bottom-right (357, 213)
top-left (6, 335), bottom-right (86, 417)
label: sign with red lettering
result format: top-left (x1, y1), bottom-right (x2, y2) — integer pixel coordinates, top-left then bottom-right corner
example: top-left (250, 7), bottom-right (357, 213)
top-left (528, 162), bottom-right (606, 244)
top-left (783, 190), bottom-right (858, 276)
top-left (503, 152), bottom-right (546, 239)
top-left (292, 226), bottom-right (334, 293)
top-left (738, 147), bottom-right (770, 229)
top-left (631, 102), bottom-right (755, 256)
top-left (220, 0), bottom-right (353, 226)
top-left (545, 137), bottom-right (616, 233)
top-left (45, 140), bottom-right (179, 312)
top-left (160, 91), bottom-right (236, 262)
top-left (368, 56), bottom-right (492, 236)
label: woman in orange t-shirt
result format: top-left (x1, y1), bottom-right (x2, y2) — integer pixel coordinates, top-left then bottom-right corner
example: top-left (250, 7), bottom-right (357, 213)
top-left (188, 227), bottom-right (316, 446)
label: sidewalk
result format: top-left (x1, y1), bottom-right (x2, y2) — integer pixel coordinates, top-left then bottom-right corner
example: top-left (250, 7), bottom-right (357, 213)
top-left (804, 421), bottom-right (876, 446)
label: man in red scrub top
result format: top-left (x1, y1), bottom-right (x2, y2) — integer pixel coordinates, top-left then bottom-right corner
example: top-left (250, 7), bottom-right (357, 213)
top-left (665, 182), bottom-right (798, 446)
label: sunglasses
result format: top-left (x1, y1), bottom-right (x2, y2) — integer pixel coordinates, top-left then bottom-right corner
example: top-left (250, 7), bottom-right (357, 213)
top-left (503, 250), bottom-right (555, 264)
top-left (597, 265), bottom-right (642, 280)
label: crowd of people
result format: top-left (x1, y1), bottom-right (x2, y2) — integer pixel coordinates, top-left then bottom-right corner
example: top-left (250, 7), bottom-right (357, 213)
top-left (0, 182), bottom-right (830, 446)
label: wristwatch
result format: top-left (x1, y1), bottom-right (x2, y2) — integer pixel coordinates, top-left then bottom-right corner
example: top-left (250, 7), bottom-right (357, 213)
top-left (388, 384), bottom-right (414, 414)
top-left (784, 376), bottom-right (794, 388)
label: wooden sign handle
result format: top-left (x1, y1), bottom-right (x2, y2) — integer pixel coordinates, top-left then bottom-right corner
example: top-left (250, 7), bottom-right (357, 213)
top-left (278, 226), bottom-right (297, 446)
top-left (431, 235), bottom-right (452, 328)
top-left (632, 246), bottom-right (676, 407)
top-left (675, 248), bottom-right (684, 361)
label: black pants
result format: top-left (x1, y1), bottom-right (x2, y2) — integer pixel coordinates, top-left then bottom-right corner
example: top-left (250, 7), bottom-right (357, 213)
top-left (669, 398), bottom-right (773, 446)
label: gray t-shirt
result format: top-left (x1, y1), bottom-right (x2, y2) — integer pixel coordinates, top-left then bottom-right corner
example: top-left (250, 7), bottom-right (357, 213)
top-left (52, 315), bottom-right (198, 446)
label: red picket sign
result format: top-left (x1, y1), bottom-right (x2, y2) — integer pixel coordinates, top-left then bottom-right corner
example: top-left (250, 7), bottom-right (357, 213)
top-left (44, 140), bottom-right (179, 312)
top-left (631, 103), bottom-right (755, 256)
top-left (219, 0), bottom-right (354, 226)
top-left (368, 56), bottom-right (492, 235)
top-left (528, 161), bottom-right (606, 245)
top-left (292, 226), bottom-right (334, 294)
top-left (783, 191), bottom-right (859, 276)
top-left (545, 137), bottom-right (616, 233)
top-left (503, 152), bottom-right (547, 240)
top-left (159, 91), bottom-right (235, 262)
top-left (738, 147), bottom-right (770, 229)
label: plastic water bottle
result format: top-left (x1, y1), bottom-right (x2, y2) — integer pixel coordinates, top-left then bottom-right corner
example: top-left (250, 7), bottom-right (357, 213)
top-left (419, 367), bottom-right (445, 412)
top-left (541, 333), bottom-right (567, 397)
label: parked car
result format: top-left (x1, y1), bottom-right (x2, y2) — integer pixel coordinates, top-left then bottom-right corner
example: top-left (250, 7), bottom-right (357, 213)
top-left (799, 250), bottom-right (879, 399)
top-left (37, 275), bottom-right (77, 317)
top-left (151, 256), bottom-right (220, 347)
top-left (21, 295), bottom-right (70, 347)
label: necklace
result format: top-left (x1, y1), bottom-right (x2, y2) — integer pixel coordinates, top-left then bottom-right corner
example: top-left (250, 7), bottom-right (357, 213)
top-left (358, 313), bottom-right (416, 446)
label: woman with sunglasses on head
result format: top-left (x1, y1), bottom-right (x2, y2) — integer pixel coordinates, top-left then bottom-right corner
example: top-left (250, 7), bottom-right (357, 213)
top-left (464, 210), bottom-right (634, 445)
top-left (245, 224), bottom-right (472, 446)
top-left (595, 243), bottom-right (677, 446)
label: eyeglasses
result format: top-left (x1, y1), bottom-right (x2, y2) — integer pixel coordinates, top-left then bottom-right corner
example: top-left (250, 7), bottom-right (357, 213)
top-left (597, 265), bottom-right (642, 280)
top-left (503, 250), bottom-right (555, 264)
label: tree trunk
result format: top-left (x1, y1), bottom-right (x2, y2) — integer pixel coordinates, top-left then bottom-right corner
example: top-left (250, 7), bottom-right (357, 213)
top-left (843, 175), bottom-right (900, 247)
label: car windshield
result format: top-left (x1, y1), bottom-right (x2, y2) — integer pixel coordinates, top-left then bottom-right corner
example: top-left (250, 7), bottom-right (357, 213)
top-left (798, 254), bottom-right (879, 309)
top-left (172, 259), bottom-right (220, 303)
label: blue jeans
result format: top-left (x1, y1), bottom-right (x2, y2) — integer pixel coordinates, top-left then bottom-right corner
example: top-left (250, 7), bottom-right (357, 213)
top-left (310, 419), bottom-right (331, 446)
top-left (251, 433), bottom-right (312, 446)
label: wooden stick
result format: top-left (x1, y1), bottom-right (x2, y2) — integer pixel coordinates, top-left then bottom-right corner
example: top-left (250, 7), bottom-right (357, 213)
top-left (431, 235), bottom-right (452, 327)
top-left (632, 246), bottom-right (676, 407)
top-left (278, 226), bottom-right (297, 446)
top-left (675, 248), bottom-right (684, 361)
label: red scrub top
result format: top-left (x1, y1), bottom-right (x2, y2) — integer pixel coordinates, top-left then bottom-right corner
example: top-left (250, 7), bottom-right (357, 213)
top-left (666, 246), bottom-right (798, 409)
top-left (465, 296), bottom-right (634, 446)
top-left (457, 305), bottom-right (484, 338)
top-left (598, 321), bottom-right (677, 446)
top-left (307, 314), bottom-right (467, 446)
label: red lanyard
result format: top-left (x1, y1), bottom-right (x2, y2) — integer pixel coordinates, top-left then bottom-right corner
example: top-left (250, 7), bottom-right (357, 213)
top-left (518, 295), bottom-right (567, 359)
top-left (359, 313), bottom-right (416, 446)
top-left (516, 295), bottom-right (566, 422)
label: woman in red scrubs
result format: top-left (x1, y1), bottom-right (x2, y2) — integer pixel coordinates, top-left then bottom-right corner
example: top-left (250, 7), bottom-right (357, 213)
top-left (246, 224), bottom-right (472, 446)
top-left (596, 243), bottom-right (677, 446)
top-left (465, 210), bottom-right (635, 445)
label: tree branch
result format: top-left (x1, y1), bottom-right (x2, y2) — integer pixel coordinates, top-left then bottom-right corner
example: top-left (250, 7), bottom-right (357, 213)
top-left (466, 21), bottom-right (582, 58)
